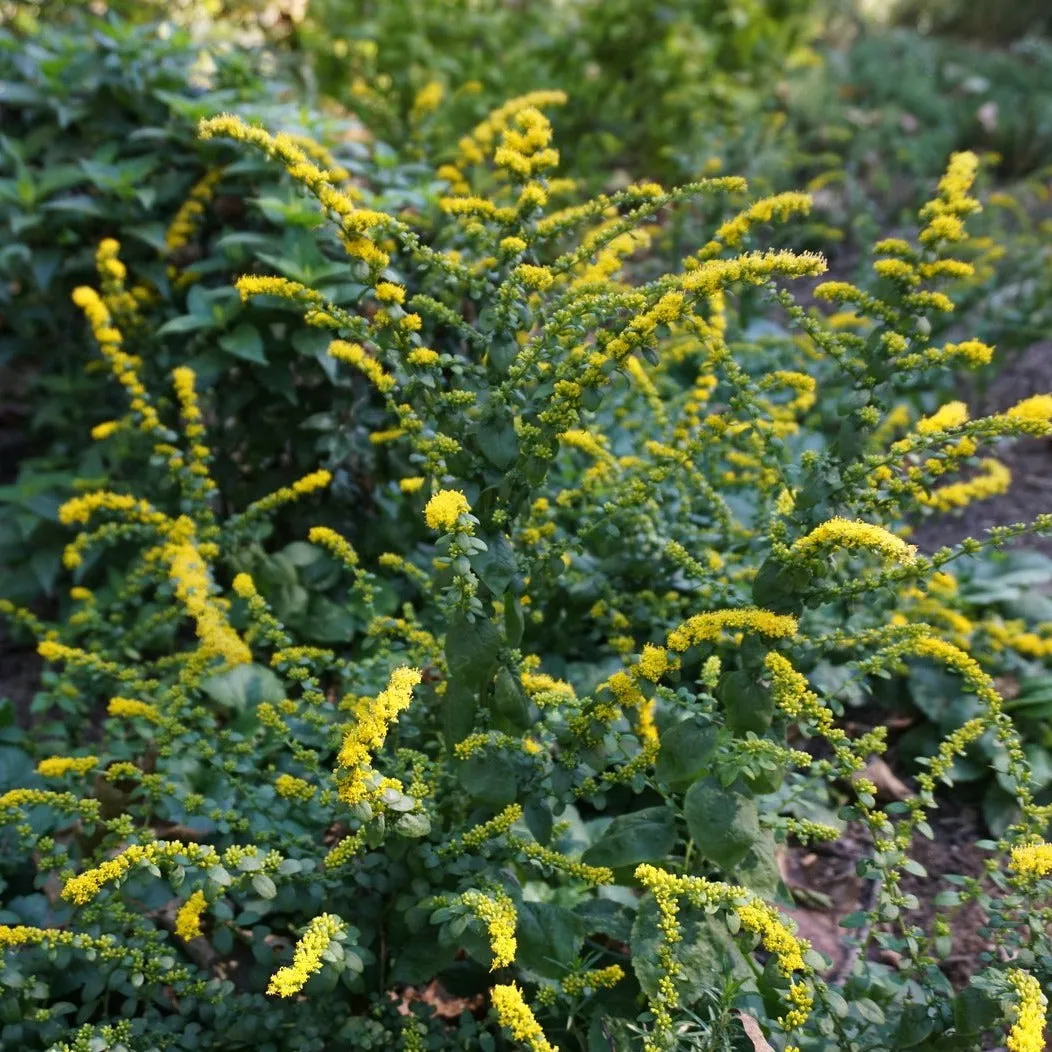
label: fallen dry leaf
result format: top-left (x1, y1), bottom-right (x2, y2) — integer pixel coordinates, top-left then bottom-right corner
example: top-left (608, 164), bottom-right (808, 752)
top-left (854, 757), bottom-right (912, 801)
top-left (737, 1011), bottom-right (775, 1051)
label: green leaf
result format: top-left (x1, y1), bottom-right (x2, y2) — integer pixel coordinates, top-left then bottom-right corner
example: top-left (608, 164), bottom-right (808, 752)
top-left (442, 679), bottom-right (479, 750)
top-left (516, 902), bottom-right (585, 978)
top-left (200, 664), bottom-right (285, 712)
top-left (156, 314), bottom-right (214, 336)
top-left (718, 670), bottom-right (773, 736)
top-left (445, 615), bottom-right (501, 688)
top-left (458, 751), bottom-right (519, 806)
top-left (952, 985), bottom-right (1000, 1035)
top-left (655, 718), bottom-right (718, 788)
top-left (492, 667), bottom-right (532, 732)
top-left (684, 778), bottom-right (761, 870)
top-left (219, 324), bottom-right (266, 364)
top-left (631, 895), bottom-right (751, 1001)
top-left (395, 812), bottom-right (432, 838)
top-left (581, 806), bottom-right (677, 870)
top-left (503, 595), bottom-right (525, 647)
top-left (251, 874), bottom-right (277, 900)
top-left (472, 534), bottom-right (518, 597)
top-left (733, 832), bottom-right (781, 898)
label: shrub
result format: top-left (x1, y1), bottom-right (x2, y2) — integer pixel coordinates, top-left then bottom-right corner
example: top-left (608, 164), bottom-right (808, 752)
top-left (2, 98), bottom-right (1052, 1051)
top-left (0, 13), bottom-right (410, 603)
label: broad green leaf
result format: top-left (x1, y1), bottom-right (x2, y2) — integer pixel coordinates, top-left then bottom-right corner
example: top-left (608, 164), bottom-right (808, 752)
top-left (581, 806), bottom-right (677, 870)
top-left (684, 778), bottom-right (761, 870)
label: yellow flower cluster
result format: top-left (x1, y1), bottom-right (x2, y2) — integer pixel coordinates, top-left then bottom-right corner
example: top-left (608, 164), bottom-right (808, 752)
top-left (171, 366), bottom-right (211, 478)
top-left (706, 191), bottom-right (813, 253)
top-left (636, 644), bottom-right (669, 682)
top-left (71, 279), bottom-right (159, 432)
top-left (455, 90), bottom-right (568, 170)
top-left (36, 755), bottom-right (98, 777)
top-left (336, 667), bottom-right (422, 805)
top-left (920, 458), bottom-right (1011, 512)
top-left (275, 773), bottom-right (317, 801)
top-left (174, 890), bottom-right (208, 940)
top-left (461, 888), bottom-right (517, 969)
top-left (308, 525), bottom-right (360, 568)
top-left (267, 914), bottom-right (345, 997)
top-left (494, 106), bottom-right (559, 178)
top-left (166, 168), bottom-right (224, 255)
top-left (107, 696), bottom-right (161, 722)
top-left (666, 608), bottom-right (798, 652)
top-left (791, 518), bottom-right (917, 565)
top-left (235, 275), bottom-right (324, 305)
top-left (1006, 969), bottom-right (1047, 1052)
top-left (63, 841), bottom-right (220, 905)
top-left (919, 151), bottom-right (981, 245)
top-left (1009, 841), bottom-right (1052, 878)
top-left (424, 489), bottom-right (471, 531)
top-left (916, 401), bottom-right (969, 434)
top-left (328, 340), bottom-right (396, 393)
top-left (165, 540), bottom-right (252, 668)
top-left (561, 964), bottom-right (625, 997)
top-left (491, 983), bottom-right (558, 1052)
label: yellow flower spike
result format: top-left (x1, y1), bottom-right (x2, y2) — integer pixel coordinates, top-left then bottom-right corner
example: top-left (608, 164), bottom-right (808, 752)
top-left (790, 518), bottom-right (917, 565)
top-left (308, 525), bottom-right (360, 568)
top-left (916, 401), bottom-right (969, 434)
top-left (461, 889), bottom-right (517, 969)
top-left (1006, 969), bottom-right (1047, 1052)
top-left (920, 459), bottom-right (1011, 512)
top-left (275, 773), bottom-right (317, 801)
top-left (174, 890), bottom-right (208, 940)
top-left (328, 339), bottom-right (396, 393)
top-left (424, 489), bottom-right (471, 531)
top-left (336, 667), bottom-right (422, 806)
top-left (666, 608), bottom-right (797, 653)
top-left (266, 914), bottom-right (345, 997)
top-left (107, 697), bottom-right (162, 723)
top-left (1005, 394), bottom-right (1052, 424)
top-left (491, 983), bottom-right (559, 1052)
top-left (36, 755), bottom-right (98, 777)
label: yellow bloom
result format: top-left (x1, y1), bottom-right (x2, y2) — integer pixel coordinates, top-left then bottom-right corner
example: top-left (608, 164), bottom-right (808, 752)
top-left (916, 401), bottom-right (968, 434)
top-left (1006, 969), bottom-right (1047, 1052)
top-left (275, 773), bottom-right (317, 801)
top-left (174, 890), bottom-right (207, 940)
top-left (636, 644), bottom-right (669, 682)
top-left (328, 340), bottom-right (396, 393)
top-left (461, 889), bottom-right (517, 969)
top-left (91, 420), bottom-right (120, 441)
top-left (791, 518), bottom-right (917, 565)
top-left (267, 914), bottom-right (345, 997)
top-left (666, 608), bottom-right (797, 652)
top-left (308, 525), bottom-right (359, 568)
top-left (1009, 841), bottom-right (1052, 878)
top-left (399, 477), bottom-right (426, 493)
top-left (491, 983), bottom-right (558, 1052)
top-left (920, 459), bottom-right (1011, 512)
top-left (373, 281), bottom-right (405, 304)
top-left (107, 697), bottom-right (162, 723)
top-left (424, 489), bottom-right (471, 530)
top-left (1006, 394), bottom-right (1052, 424)
top-left (37, 755), bottom-right (98, 777)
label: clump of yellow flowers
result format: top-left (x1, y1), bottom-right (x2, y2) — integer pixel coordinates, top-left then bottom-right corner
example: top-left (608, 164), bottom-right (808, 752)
top-left (3, 92), bottom-right (1052, 1052)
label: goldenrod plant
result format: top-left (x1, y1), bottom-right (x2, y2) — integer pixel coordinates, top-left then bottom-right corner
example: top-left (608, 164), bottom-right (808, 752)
top-left (2, 95), bottom-right (1052, 1052)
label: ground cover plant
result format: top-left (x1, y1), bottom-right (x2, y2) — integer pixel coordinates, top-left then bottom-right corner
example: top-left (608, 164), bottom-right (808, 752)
top-left (1, 81), bottom-right (1052, 1052)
